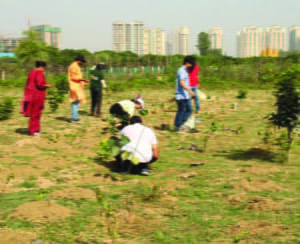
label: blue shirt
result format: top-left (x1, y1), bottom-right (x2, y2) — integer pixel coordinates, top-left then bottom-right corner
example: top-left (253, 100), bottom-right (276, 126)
top-left (175, 66), bottom-right (190, 100)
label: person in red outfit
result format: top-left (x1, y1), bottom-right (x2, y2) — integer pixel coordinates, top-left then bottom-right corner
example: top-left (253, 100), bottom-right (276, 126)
top-left (21, 61), bottom-right (53, 136)
top-left (188, 61), bottom-right (200, 113)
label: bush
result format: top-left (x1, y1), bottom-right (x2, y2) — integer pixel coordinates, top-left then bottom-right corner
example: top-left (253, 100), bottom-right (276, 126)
top-left (237, 89), bottom-right (248, 99)
top-left (0, 97), bottom-right (15, 120)
top-left (53, 74), bottom-right (69, 95)
top-left (47, 89), bottom-right (65, 113)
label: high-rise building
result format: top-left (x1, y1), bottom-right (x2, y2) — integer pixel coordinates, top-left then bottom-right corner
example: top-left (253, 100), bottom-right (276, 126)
top-left (166, 32), bottom-right (174, 56)
top-left (176, 27), bottom-right (189, 55)
top-left (237, 26), bottom-right (264, 57)
top-left (31, 25), bottom-right (62, 49)
top-left (209, 27), bottom-right (223, 52)
top-left (112, 22), bottom-right (126, 52)
top-left (145, 28), bottom-right (166, 55)
top-left (0, 37), bottom-right (22, 53)
top-left (289, 26), bottom-right (300, 51)
top-left (265, 26), bottom-right (286, 52)
top-left (113, 21), bottom-right (146, 55)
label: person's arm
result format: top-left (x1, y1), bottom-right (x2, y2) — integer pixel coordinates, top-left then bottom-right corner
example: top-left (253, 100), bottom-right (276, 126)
top-left (180, 80), bottom-right (195, 97)
top-left (70, 66), bottom-right (88, 83)
top-left (35, 72), bottom-right (53, 90)
top-left (153, 144), bottom-right (159, 158)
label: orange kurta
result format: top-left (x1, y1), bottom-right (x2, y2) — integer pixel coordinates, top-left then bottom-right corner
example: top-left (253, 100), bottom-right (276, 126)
top-left (68, 62), bottom-right (86, 103)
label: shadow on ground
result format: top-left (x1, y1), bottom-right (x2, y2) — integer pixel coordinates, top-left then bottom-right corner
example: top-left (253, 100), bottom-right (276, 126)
top-left (94, 158), bottom-right (118, 172)
top-left (79, 111), bottom-right (89, 116)
top-left (215, 148), bottom-right (276, 162)
top-left (15, 128), bottom-right (29, 135)
top-left (55, 117), bottom-right (71, 123)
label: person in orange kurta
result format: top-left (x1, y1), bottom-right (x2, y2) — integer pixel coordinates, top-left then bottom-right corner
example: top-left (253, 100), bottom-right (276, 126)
top-left (68, 55), bottom-right (89, 122)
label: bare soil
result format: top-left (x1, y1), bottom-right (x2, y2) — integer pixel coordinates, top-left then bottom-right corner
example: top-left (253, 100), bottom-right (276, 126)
top-left (0, 229), bottom-right (36, 244)
top-left (10, 201), bottom-right (72, 222)
top-left (50, 188), bottom-right (96, 200)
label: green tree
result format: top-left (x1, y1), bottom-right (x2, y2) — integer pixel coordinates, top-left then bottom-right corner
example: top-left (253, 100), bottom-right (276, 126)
top-left (197, 32), bottom-right (211, 56)
top-left (206, 49), bottom-right (223, 57)
top-left (15, 30), bottom-right (49, 64)
top-left (267, 67), bottom-right (300, 161)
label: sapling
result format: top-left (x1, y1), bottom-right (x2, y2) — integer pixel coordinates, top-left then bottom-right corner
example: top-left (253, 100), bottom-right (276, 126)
top-left (237, 89), bottom-right (248, 99)
top-left (0, 97), bottom-right (14, 120)
top-left (267, 67), bottom-right (300, 162)
top-left (47, 88), bottom-right (65, 113)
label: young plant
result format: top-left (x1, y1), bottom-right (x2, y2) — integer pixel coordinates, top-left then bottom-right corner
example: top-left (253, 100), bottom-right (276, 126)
top-left (98, 136), bottom-right (130, 162)
top-left (54, 75), bottom-right (69, 95)
top-left (47, 88), bottom-right (65, 113)
top-left (267, 67), bottom-right (300, 162)
top-left (237, 89), bottom-right (248, 99)
top-left (0, 97), bottom-right (14, 120)
top-left (139, 109), bottom-right (149, 116)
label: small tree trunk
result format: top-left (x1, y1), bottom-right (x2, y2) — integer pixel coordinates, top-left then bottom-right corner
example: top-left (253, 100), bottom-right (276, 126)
top-left (287, 127), bottom-right (293, 163)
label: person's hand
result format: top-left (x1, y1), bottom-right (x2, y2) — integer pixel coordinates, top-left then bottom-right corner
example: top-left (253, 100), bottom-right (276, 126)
top-left (190, 91), bottom-right (195, 98)
top-left (46, 84), bottom-right (54, 88)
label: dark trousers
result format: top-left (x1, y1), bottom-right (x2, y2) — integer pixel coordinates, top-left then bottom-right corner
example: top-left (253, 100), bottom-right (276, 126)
top-left (174, 99), bottom-right (193, 129)
top-left (115, 154), bottom-right (156, 174)
top-left (90, 88), bottom-right (102, 115)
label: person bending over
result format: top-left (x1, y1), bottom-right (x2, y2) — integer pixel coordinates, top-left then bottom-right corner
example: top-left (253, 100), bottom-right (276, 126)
top-left (109, 96), bottom-right (144, 130)
top-left (115, 116), bottom-right (159, 176)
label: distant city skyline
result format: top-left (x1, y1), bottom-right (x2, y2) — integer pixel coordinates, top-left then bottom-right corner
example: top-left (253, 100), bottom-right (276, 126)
top-left (1, 0), bottom-right (299, 56)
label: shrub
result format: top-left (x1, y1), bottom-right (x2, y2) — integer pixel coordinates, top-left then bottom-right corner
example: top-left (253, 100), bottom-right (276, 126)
top-left (237, 89), bottom-right (248, 99)
top-left (0, 97), bottom-right (15, 120)
top-left (47, 89), bottom-right (65, 113)
top-left (267, 67), bottom-right (300, 162)
top-left (54, 75), bottom-right (69, 95)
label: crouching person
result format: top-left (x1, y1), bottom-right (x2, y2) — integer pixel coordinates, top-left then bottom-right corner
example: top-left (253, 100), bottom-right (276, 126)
top-left (109, 96), bottom-right (144, 130)
top-left (115, 116), bottom-right (158, 176)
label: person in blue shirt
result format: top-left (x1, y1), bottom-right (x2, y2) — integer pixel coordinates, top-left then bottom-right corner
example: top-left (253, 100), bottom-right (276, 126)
top-left (174, 56), bottom-right (196, 131)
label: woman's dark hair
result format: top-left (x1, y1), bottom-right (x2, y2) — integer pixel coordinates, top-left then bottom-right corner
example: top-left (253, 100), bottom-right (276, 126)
top-left (96, 63), bottom-right (107, 70)
top-left (183, 56), bottom-right (196, 66)
top-left (130, 116), bottom-right (143, 124)
top-left (36, 61), bottom-right (47, 68)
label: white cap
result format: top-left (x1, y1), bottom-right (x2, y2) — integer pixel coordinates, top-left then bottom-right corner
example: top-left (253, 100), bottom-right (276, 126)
top-left (136, 98), bottom-right (145, 109)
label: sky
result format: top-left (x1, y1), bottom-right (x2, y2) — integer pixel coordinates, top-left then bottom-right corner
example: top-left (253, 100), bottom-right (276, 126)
top-left (0, 0), bottom-right (299, 56)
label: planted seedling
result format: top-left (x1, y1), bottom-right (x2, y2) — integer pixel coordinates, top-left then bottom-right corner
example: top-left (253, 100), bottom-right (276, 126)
top-left (0, 97), bottom-right (14, 120)
top-left (139, 109), bottom-right (149, 116)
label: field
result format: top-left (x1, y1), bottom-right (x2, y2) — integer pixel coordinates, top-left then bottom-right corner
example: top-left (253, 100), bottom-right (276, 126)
top-left (0, 86), bottom-right (299, 244)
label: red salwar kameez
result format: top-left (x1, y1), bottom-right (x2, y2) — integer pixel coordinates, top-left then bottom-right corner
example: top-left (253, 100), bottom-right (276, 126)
top-left (21, 69), bottom-right (48, 135)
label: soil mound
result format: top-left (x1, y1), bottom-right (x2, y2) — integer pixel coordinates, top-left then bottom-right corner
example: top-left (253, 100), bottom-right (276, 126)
top-left (236, 178), bottom-right (282, 192)
top-left (231, 221), bottom-right (286, 237)
top-left (50, 188), bottom-right (96, 200)
top-left (228, 195), bottom-right (281, 211)
top-left (0, 229), bottom-right (36, 244)
top-left (238, 165), bottom-right (281, 175)
top-left (10, 201), bottom-right (72, 222)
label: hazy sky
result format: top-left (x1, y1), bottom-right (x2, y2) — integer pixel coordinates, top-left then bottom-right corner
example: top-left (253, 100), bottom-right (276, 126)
top-left (0, 0), bottom-right (299, 56)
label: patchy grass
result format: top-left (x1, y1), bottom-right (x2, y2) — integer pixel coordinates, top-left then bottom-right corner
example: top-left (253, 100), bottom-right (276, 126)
top-left (0, 87), bottom-right (299, 243)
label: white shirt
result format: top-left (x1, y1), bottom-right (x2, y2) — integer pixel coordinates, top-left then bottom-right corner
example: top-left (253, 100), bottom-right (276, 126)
top-left (121, 124), bottom-right (158, 163)
top-left (118, 100), bottom-right (135, 117)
